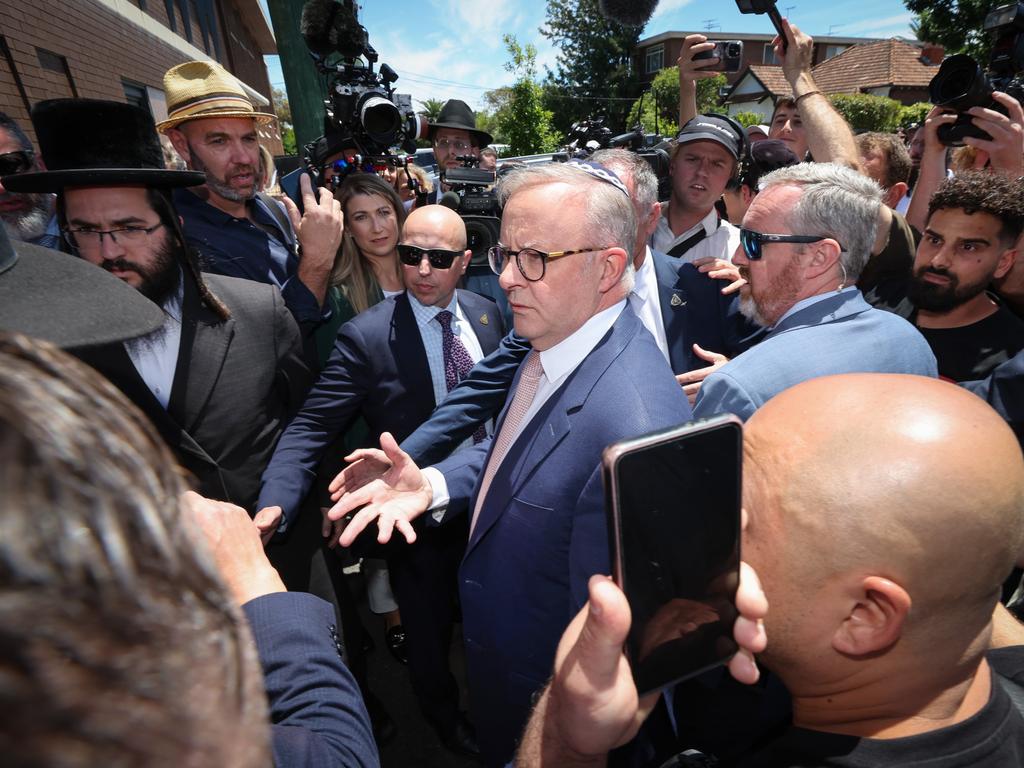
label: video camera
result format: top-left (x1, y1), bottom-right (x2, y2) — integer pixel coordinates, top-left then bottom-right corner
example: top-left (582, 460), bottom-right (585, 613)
top-left (440, 156), bottom-right (500, 271)
top-left (554, 115), bottom-right (672, 200)
top-left (299, 0), bottom-right (428, 186)
top-left (928, 2), bottom-right (1024, 146)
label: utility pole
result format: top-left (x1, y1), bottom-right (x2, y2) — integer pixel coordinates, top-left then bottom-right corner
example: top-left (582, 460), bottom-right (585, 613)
top-left (265, 0), bottom-right (326, 154)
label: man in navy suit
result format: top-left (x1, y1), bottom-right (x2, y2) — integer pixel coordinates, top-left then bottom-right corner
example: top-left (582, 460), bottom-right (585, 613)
top-left (331, 162), bottom-right (693, 766)
top-left (258, 205), bottom-right (504, 757)
top-left (694, 163), bottom-right (937, 421)
top-left (386, 149), bottom-right (746, 468)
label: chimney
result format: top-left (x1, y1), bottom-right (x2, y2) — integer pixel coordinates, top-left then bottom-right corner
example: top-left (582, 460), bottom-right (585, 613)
top-left (920, 43), bottom-right (945, 65)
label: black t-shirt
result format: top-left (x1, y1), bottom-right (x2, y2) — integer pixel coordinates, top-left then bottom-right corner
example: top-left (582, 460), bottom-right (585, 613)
top-left (919, 303), bottom-right (1024, 383)
top-left (735, 647), bottom-right (1024, 768)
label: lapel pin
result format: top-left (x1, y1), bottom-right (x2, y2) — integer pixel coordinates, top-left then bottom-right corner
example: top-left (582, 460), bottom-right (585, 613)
top-left (480, 313), bottom-right (489, 325)
top-left (670, 293), bottom-right (685, 308)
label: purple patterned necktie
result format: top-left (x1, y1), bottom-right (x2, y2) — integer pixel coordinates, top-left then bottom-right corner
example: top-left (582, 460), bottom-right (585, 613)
top-left (436, 310), bottom-right (486, 443)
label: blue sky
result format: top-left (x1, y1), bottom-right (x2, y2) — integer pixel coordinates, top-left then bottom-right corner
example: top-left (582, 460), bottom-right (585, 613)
top-left (259, 0), bottom-right (917, 112)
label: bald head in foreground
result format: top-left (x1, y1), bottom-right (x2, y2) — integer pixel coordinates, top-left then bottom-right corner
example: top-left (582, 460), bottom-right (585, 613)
top-left (515, 373), bottom-right (1024, 766)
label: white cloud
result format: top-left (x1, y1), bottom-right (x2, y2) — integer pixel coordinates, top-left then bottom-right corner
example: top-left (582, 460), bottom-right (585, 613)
top-left (651, 0), bottom-right (697, 21)
top-left (838, 12), bottom-right (915, 35)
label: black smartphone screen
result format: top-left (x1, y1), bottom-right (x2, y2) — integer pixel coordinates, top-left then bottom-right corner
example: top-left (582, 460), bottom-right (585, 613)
top-left (607, 420), bottom-right (742, 696)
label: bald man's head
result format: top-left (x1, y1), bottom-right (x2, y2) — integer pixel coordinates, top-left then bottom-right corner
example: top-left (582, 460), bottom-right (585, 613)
top-left (743, 374), bottom-right (1024, 687)
top-left (402, 204), bottom-right (468, 251)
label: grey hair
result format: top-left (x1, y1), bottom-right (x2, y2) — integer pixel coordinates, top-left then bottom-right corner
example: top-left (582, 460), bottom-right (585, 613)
top-left (497, 162), bottom-right (636, 290)
top-left (0, 111), bottom-right (33, 152)
top-left (758, 162), bottom-right (883, 281)
top-left (590, 148), bottom-right (658, 214)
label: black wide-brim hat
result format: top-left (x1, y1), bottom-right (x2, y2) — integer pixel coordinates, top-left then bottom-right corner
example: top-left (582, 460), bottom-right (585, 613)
top-left (2, 99), bottom-right (205, 194)
top-left (428, 99), bottom-right (493, 148)
top-left (0, 227), bottom-right (164, 348)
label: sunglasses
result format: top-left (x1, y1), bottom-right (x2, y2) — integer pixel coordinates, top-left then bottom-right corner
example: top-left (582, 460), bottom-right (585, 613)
top-left (397, 243), bottom-right (463, 269)
top-left (739, 228), bottom-right (841, 260)
top-left (0, 150), bottom-right (35, 176)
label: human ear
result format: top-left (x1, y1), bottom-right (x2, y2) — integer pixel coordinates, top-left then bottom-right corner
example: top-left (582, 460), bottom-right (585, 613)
top-left (994, 248), bottom-right (1017, 280)
top-left (598, 247), bottom-right (629, 292)
top-left (832, 575), bottom-right (910, 656)
top-left (884, 182), bottom-right (908, 209)
top-left (165, 128), bottom-right (190, 164)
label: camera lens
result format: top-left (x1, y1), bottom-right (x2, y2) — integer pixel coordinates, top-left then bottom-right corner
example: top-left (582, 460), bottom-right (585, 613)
top-left (929, 54), bottom-right (991, 110)
top-left (726, 43), bottom-right (741, 57)
top-left (360, 95), bottom-right (402, 143)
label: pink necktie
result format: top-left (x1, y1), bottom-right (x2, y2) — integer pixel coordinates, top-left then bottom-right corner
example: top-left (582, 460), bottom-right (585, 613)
top-left (470, 350), bottom-right (544, 534)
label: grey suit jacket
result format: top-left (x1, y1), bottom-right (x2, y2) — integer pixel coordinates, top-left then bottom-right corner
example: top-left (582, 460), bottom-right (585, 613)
top-left (76, 272), bottom-right (311, 510)
top-left (693, 289), bottom-right (938, 421)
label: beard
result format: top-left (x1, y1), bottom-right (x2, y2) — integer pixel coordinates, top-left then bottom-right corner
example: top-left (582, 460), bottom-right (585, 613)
top-left (738, 258), bottom-right (803, 328)
top-left (906, 266), bottom-right (990, 313)
top-left (1, 191), bottom-right (53, 242)
top-left (188, 142), bottom-right (257, 202)
top-left (101, 235), bottom-right (182, 307)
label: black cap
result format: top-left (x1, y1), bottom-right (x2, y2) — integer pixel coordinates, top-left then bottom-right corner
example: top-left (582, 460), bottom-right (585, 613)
top-left (428, 99), bottom-right (492, 148)
top-left (742, 139), bottom-right (800, 186)
top-left (676, 114), bottom-right (745, 160)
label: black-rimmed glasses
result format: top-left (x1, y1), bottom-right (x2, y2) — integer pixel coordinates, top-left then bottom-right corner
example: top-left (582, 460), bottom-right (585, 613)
top-left (397, 243), bottom-right (463, 270)
top-left (62, 223), bottom-right (164, 252)
top-left (487, 244), bottom-right (611, 282)
top-left (739, 228), bottom-right (842, 260)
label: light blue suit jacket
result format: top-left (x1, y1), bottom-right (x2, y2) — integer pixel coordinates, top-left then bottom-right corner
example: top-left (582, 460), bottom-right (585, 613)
top-left (693, 289), bottom-right (938, 421)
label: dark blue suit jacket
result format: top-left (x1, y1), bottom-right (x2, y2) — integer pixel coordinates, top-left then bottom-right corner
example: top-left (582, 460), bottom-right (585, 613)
top-left (401, 250), bottom-right (742, 466)
top-left (258, 290), bottom-right (504, 531)
top-left (245, 592), bottom-right (379, 767)
top-left (962, 346), bottom-right (1024, 446)
top-left (431, 305), bottom-right (692, 766)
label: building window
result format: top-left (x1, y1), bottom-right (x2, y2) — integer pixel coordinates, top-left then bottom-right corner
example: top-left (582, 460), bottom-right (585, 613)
top-left (763, 45), bottom-right (780, 65)
top-left (35, 48), bottom-right (78, 98)
top-left (824, 44), bottom-right (848, 60)
top-left (123, 80), bottom-right (153, 116)
top-left (645, 45), bottom-right (664, 74)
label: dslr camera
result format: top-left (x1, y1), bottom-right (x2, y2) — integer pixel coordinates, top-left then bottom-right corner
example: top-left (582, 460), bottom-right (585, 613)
top-left (299, 0), bottom-right (428, 185)
top-left (928, 2), bottom-right (1024, 146)
top-left (693, 41), bottom-right (744, 73)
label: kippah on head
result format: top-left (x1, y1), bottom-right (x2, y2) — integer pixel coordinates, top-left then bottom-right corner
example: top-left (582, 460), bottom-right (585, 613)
top-left (566, 159), bottom-right (630, 198)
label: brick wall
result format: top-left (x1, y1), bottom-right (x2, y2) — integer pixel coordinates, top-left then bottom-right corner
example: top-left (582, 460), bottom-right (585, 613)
top-left (0, 0), bottom-right (281, 153)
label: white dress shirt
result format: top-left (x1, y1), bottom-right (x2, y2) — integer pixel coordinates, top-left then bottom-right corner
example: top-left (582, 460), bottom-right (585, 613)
top-left (123, 278), bottom-right (184, 410)
top-left (425, 300), bottom-right (627, 509)
top-left (629, 246), bottom-right (671, 364)
top-left (650, 206), bottom-right (740, 265)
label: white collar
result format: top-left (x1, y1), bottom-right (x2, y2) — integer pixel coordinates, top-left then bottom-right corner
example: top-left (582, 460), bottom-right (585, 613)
top-left (631, 247), bottom-right (656, 301)
top-left (662, 204), bottom-right (719, 240)
top-left (537, 300), bottom-right (626, 384)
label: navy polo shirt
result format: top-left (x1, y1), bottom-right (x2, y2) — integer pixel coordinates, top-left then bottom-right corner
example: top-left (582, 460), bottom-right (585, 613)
top-left (173, 188), bottom-right (326, 329)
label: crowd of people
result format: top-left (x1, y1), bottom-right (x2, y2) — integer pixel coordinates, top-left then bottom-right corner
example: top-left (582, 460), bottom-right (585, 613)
top-left (1, 10), bottom-right (1024, 768)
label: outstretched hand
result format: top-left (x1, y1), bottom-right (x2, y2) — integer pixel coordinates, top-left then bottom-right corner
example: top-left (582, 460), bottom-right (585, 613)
top-left (328, 447), bottom-right (394, 502)
top-left (327, 432), bottom-right (433, 547)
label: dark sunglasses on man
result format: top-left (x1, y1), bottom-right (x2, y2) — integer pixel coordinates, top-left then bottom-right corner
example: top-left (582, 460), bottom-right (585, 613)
top-left (0, 150), bottom-right (35, 177)
top-left (397, 243), bottom-right (464, 270)
top-left (739, 228), bottom-right (842, 260)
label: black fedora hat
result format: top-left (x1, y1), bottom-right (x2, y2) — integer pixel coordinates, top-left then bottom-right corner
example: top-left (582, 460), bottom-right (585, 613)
top-left (429, 99), bottom-right (493, 148)
top-left (0, 226), bottom-right (164, 348)
top-left (2, 99), bottom-right (205, 194)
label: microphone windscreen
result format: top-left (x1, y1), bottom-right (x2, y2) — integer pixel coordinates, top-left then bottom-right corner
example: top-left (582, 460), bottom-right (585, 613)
top-left (300, 0), bottom-right (338, 54)
top-left (597, 0), bottom-right (660, 26)
top-left (439, 191), bottom-right (461, 211)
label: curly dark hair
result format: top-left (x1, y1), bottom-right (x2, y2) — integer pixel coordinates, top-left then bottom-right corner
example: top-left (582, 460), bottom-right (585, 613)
top-left (926, 171), bottom-right (1024, 246)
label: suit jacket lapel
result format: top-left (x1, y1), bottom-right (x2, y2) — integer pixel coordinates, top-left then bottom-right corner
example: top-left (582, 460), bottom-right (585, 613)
top-left (168, 275), bottom-right (235, 432)
top-left (458, 289), bottom-right (503, 355)
top-left (652, 250), bottom-right (691, 372)
top-left (466, 307), bottom-right (641, 553)
top-left (391, 293), bottom-right (436, 411)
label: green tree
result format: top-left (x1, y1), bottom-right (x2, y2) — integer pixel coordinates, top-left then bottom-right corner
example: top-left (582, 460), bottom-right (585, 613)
top-left (417, 98), bottom-right (446, 121)
top-left (541, 0), bottom-right (642, 136)
top-left (731, 111), bottom-right (763, 128)
top-left (499, 35), bottom-right (560, 155)
top-left (271, 87), bottom-right (297, 155)
top-left (904, 0), bottom-right (996, 60)
top-left (626, 66), bottom-right (727, 135)
top-left (828, 93), bottom-right (904, 132)
top-left (898, 101), bottom-right (933, 128)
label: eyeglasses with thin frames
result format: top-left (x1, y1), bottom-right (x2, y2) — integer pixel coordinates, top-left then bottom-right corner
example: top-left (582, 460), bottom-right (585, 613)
top-left (62, 222), bottom-right (165, 252)
top-left (487, 244), bottom-right (611, 282)
top-left (435, 138), bottom-right (473, 152)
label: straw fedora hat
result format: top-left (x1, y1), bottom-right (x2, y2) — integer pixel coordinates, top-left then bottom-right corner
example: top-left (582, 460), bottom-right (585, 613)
top-left (156, 60), bottom-right (276, 133)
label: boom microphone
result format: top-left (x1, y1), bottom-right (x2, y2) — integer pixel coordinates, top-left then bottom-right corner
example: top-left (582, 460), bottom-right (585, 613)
top-left (597, 0), bottom-right (660, 26)
top-left (438, 191), bottom-right (461, 211)
top-left (300, 0), bottom-right (367, 59)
